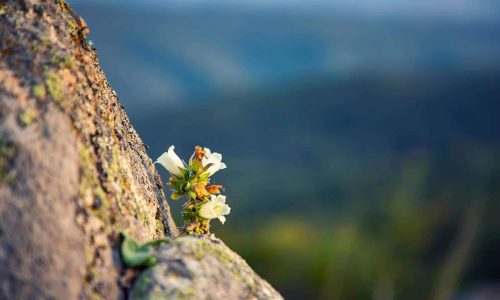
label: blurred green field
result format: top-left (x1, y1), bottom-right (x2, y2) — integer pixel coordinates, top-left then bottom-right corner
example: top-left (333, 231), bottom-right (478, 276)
top-left (144, 73), bottom-right (500, 299)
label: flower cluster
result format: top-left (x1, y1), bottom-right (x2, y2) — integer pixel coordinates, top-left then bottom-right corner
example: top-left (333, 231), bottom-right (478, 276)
top-left (156, 145), bottom-right (230, 234)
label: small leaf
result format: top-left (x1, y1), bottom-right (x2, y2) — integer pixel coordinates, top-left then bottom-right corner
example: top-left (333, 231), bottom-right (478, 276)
top-left (143, 256), bottom-right (157, 267)
top-left (171, 193), bottom-right (183, 200)
top-left (180, 164), bottom-right (189, 177)
top-left (121, 232), bottom-right (154, 267)
top-left (190, 159), bottom-right (202, 173)
top-left (188, 190), bottom-right (197, 199)
top-left (199, 173), bottom-right (210, 181)
top-left (173, 181), bottom-right (185, 193)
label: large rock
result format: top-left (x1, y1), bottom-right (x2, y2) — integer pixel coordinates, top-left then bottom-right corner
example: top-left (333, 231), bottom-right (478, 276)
top-left (0, 0), bottom-right (176, 298)
top-left (131, 236), bottom-right (283, 300)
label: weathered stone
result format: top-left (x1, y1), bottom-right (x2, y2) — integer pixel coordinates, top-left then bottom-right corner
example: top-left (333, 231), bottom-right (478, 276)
top-left (130, 236), bottom-right (283, 300)
top-left (0, 0), bottom-right (177, 298)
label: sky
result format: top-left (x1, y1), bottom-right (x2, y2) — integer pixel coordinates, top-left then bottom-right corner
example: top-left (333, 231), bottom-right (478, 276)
top-left (69, 0), bottom-right (500, 21)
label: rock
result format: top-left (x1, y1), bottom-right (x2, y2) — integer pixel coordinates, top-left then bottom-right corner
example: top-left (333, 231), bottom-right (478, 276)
top-left (0, 0), bottom-right (176, 298)
top-left (130, 236), bottom-right (283, 300)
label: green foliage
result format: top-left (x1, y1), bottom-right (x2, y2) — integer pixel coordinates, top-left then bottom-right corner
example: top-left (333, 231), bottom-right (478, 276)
top-left (120, 232), bottom-right (170, 268)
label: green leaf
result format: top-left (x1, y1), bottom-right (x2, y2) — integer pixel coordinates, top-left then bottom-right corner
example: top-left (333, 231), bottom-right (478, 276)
top-left (143, 256), bottom-right (157, 267)
top-left (120, 233), bottom-right (170, 268)
top-left (190, 159), bottom-right (202, 173)
top-left (199, 173), bottom-right (210, 181)
top-left (121, 232), bottom-right (154, 267)
top-left (188, 190), bottom-right (197, 199)
top-left (172, 180), bottom-right (185, 193)
top-left (170, 193), bottom-right (183, 200)
top-left (180, 167), bottom-right (189, 178)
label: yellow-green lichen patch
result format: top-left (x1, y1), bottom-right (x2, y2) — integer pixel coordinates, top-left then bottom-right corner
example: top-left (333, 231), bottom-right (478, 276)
top-left (19, 107), bottom-right (38, 127)
top-left (67, 18), bottom-right (79, 37)
top-left (179, 237), bottom-right (257, 290)
top-left (55, 0), bottom-right (70, 12)
top-left (32, 84), bottom-right (46, 99)
top-left (155, 218), bottom-right (165, 235)
top-left (49, 53), bottom-right (75, 70)
top-left (78, 144), bottom-right (115, 299)
top-left (78, 145), bottom-right (111, 224)
top-left (45, 70), bottom-right (65, 104)
top-left (195, 238), bottom-right (233, 265)
top-left (0, 137), bottom-right (16, 184)
top-left (84, 242), bottom-right (96, 267)
top-left (40, 35), bottom-right (50, 45)
top-left (63, 55), bottom-right (75, 69)
top-left (0, 5), bottom-right (7, 16)
top-left (131, 268), bottom-right (196, 300)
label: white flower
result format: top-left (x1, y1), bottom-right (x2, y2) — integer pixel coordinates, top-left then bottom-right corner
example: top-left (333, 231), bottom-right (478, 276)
top-left (198, 195), bottom-right (231, 224)
top-left (155, 145), bottom-right (185, 177)
top-left (202, 148), bottom-right (227, 176)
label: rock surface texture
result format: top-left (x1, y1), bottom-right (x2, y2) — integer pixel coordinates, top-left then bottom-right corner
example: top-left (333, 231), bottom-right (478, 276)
top-left (130, 236), bottom-right (283, 300)
top-left (0, 1), bottom-right (281, 299)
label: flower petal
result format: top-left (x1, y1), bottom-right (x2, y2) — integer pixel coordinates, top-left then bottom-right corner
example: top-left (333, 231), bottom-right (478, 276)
top-left (213, 195), bottom-right (226, 204)
top-left (155, 146), bottom-right (185, 177)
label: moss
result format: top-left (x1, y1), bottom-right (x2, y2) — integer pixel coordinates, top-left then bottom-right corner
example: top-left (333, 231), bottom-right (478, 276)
top-left (45, 70), bottom-right (65, 104)
top-left (32, 84), bottom-right (46, 99)
top-left (19, 107), bottom-right (38, 127)
top-left (0, 138), bottom-right (16, 184)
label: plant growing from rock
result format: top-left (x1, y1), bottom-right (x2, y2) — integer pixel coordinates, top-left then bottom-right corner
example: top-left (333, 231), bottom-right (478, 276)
top-left (156, 146), bottom-right (230, 234)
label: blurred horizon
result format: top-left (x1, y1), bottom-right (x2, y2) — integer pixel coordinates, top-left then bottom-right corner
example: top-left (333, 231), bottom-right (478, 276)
top-left (71, 1), bottom-right (500, 299)
top-left (73, 1), bottom-right (500, 113)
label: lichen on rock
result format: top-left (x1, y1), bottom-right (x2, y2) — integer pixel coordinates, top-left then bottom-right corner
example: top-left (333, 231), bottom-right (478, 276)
top-left (130, 236), bottom-right (283, 300)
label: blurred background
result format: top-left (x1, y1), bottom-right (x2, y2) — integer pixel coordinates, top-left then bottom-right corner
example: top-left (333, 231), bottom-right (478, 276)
top-left (71, 0), bottom-right (500, 299)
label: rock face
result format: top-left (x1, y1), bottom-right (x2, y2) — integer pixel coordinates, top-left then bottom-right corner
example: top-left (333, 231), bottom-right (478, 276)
top-left (0, 1), bottom-right (281, 299)
top-left (130, 236), bottom-right (283, 300)
top-left (0, 0), bottom-right (177, 298)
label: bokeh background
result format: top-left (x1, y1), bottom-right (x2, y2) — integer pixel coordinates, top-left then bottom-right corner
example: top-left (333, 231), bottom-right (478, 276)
top-left (70, 1), bottom-right (500, 299)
